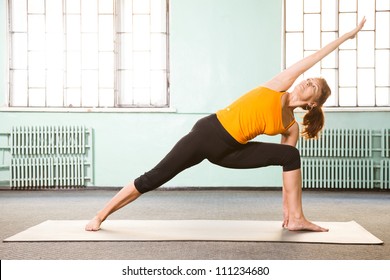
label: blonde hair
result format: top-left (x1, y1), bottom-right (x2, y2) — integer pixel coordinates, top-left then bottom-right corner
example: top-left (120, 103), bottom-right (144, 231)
top-left (301, 78), bottom-right (331, 139)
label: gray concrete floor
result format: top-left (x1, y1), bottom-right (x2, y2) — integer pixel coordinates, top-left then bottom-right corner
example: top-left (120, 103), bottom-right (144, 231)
top-left (0, 188), bottom-right (389, 260)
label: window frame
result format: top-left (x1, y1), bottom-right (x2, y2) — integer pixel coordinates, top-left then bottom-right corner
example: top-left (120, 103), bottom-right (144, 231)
top-left (3, 0), bottom-right (172, 112)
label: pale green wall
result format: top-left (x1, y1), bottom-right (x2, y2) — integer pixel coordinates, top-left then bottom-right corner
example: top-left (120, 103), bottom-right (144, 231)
top-left (1, 0), bottom-right (388, 188)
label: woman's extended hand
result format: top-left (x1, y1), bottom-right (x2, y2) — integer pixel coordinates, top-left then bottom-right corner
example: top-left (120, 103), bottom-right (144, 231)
top-left (347, 17), bottom-right (366, 39)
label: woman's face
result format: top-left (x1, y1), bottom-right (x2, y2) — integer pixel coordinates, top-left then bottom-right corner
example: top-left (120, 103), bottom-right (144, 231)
top-left (295, 78), bottom-right (321, 105)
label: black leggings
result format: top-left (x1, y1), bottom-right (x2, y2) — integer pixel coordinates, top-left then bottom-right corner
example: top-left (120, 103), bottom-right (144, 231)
top-left (134, 114), bottom-right (301, 193)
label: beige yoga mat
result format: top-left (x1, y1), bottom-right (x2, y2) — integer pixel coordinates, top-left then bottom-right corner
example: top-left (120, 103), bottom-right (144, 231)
top-left (4, 220), bottom-right (383, 244)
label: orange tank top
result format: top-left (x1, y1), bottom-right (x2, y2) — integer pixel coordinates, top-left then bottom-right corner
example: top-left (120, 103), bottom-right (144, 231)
top-left (216, 86), bottom-right (295, 144)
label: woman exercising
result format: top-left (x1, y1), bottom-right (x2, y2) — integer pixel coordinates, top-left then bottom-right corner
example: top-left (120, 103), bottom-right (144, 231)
top-left (86, 18), bottom-right (366, 232)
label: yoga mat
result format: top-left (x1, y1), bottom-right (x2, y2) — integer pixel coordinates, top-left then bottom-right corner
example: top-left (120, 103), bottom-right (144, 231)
top-left (4, 220), bottom-right (383, 244)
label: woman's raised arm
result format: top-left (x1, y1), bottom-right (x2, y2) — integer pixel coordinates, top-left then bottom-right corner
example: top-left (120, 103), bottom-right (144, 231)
top-left (263, 17), bottom-right (366, 92)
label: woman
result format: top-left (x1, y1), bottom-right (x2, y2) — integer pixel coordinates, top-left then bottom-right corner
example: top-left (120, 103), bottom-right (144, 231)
top-left (86, 18), bottom-right (366, 232)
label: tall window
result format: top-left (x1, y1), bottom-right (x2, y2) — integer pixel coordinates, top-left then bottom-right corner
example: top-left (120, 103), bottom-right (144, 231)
top-left (284, 0), bottom-right (390, 107)
top-left (8, 0), bottom-right (169, 108)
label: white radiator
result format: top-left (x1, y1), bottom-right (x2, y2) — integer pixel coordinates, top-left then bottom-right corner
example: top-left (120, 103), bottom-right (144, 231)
top-left (8, 126), bottom-right (93, 189)
top-left (301, 159), bottom-right (375, 189)
top-left (299, 128), bottom-right (389, 189)
top-left (299, 129), bottom-right (372, 158)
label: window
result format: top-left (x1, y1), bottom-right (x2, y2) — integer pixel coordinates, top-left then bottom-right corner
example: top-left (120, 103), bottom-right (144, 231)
top-left (284, 0), bottom-right (390, 107)
top-left (8, 0), bottom-right (169, 109)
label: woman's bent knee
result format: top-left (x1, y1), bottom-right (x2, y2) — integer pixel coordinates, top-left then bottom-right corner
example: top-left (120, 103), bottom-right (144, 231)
top-left (282, 146), bottom-right (301, 172)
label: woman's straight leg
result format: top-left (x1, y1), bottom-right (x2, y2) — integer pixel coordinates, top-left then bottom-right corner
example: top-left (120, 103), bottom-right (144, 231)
top-left (85, 115), bottom-right (223, 231)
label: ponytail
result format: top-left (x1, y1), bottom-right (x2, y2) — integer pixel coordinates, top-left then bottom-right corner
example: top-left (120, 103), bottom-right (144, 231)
top-left (301, 106), bottom-right (325, 139)
top-left (301, 77), bottom-right (331, 139)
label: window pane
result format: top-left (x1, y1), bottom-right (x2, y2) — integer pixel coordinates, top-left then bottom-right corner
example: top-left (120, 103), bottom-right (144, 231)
top-left (377, 0), bottom-right (390, 10)
top-left (376, 12), bottom-right (390, 48)
top-left (321, 0), bottom-right (337, 31)
top-left (376, 50), bottom-right (390, 86)
top-left (99, 89), bottom-right (115, 107)
top-left (285, 33), bottom-right (303, 67)
top-left (11, 0), bottom-right (27, 32)
top-left (339, 50), bottom-right (356, 87)
top-left (357, 69), bottom-right (375, 106)
top-left (28, 0), bottom-right (45, 14)
top-left (339, 13), bottom-right (357, 50)
top-left (46, 33), bottom-right (64, 70)
top-left (11, 33), bottom-right (28, 69)
top-left (303, 51), bottom-right (320, 78)
top-left (10, 70), bottom-right (28, 106)
top-left (99, 52), bottom-right (114, 88)
top-left (339, 88), bottom-right (357, 106)
top-left (46, 0), bottom-right (63, 33)
top-left (133, 88), bottom-right (150, 105)
top-left (151, 0), bottom-right (167, 33)
top-left (81, 34), bottom-right (98, 69)
top-left (133, 52), bottom-right (150, 81)
top-left (133, 15), bottom-right (150, 51)
top-left (66, 0), bottom-right (80, 13)
top-left (304, 14), bottom-right (320, 50)
top-left (28, 69), bottom-right (45, 87)
top-left (133, 51), bottom-right (150, 70)
top-left (151, 70), bottom-right (167, 106)
top-left (119, 0), bottom-right (133, 32)
top-left (357, 31), bottom-right (374, 68)
top-left (119, 33), bottom-right (133, 69)
top-left (285, 0), bottom-right (303, 31)
top-left (118, 70), bottom-right (133, 105)
top-left (304, 0), bottom-right (320, 13)
top-left (339, 0), bottom-right (356, 12)
top-left (99, 0), bottom-right (113, 13)
top-left (66, 15), bottom-right (81, 51)
top-left (358, 0), bottom-right (375, 30)
top-left (151, 34), bottom-right (166, 70)
top-left (29, 51), bottom-right (46, 70)
top-left (28, 15), bottom-right (45, 50)
top-left (133, 0), bottom-right (150, 14)
top-left (28, 33), bottom-right (46, 51)
top-left (376, 88), bottom-right (390, 106)
top-left (29, 89), bottom-right (46, 107)
top-left (321, 32), bottom-right (337, 68)
top-left (81, 70), bottom-right (98, 106)
top-left (65, 89), bottom-right (81, 107)
top-left (99, 15), bottom-right (114, 51)
top-left (66, 51), bottom-right (81, 87)
top-left (81, 0), bottom-right (98, 32)
top-left (47, 70), bottom-right (64, 106)
top-left (133, 69), bottom-right (150, 88)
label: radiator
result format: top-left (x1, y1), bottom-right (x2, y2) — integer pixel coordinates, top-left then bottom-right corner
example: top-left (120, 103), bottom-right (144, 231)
top-left (11, 126), bottom-right (86, 156)
top-left (299, 128), bottom-right (389, 190)
top-left (301, 159), bottom-right (375, 189)
top-left (8, 126), bottom-right (93, 189)
top-left (11, 156), bottom-right (85, 188)
top-left (299, 129), bottom-right (372, 157)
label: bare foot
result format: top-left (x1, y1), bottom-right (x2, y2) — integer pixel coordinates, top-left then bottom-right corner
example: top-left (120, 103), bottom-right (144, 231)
top-left (287, 217), bottom-right (329, 232)
top-left (85, 216), bottom-right (103, 231)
